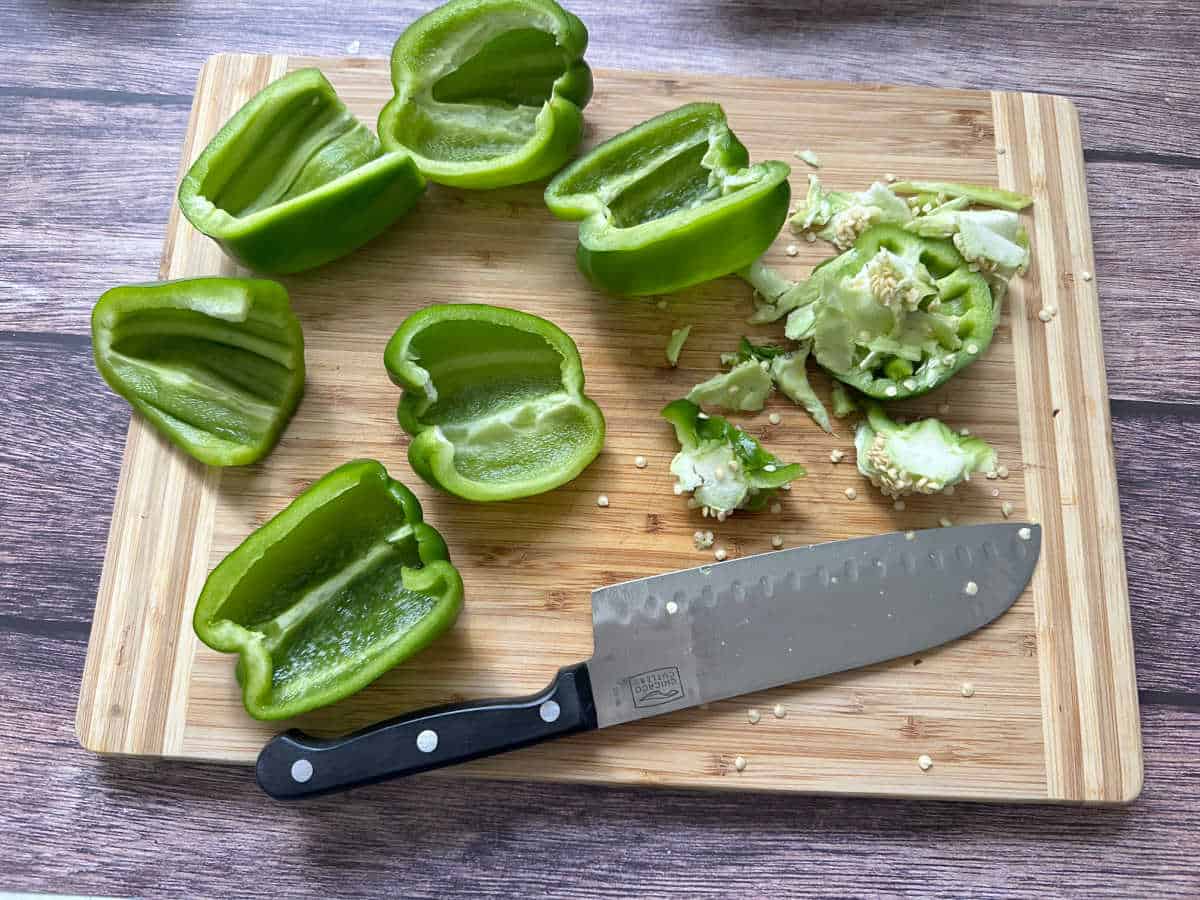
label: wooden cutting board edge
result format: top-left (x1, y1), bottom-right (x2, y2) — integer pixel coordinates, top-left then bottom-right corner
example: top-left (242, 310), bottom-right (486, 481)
top-left (75, 54), bottom-right (1142, 804)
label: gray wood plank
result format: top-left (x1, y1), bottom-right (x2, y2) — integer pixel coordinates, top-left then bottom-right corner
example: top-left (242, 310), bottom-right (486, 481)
top-left (0, 94), bottom-right (184, 325)
top-left (1112, 402), bottom-right (1200, 696)
top-left (6, 621), bottom-right (1198, 898)
top-left (3, 1), bottom-right (1198, 158)
top-left (1090, 161), bottom-right (1200, 404)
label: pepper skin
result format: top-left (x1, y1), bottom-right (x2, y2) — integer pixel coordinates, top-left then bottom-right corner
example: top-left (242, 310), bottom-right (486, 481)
top-left (384, 303), bottom-right (605, 501)
top-left (179, 68), bottom-right (425, 274)
top-left (544, 103), bottom-right (791, 296)
top-left (193, 460), bottom-right (464, 721)
top-left (91, 278), bottom-right (305, 467)
top-left (378, 0), bottom-right (593, 189)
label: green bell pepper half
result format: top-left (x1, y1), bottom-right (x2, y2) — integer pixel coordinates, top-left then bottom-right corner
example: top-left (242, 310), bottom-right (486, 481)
top-left (378, 0), bottom-right (593, 188)
top-left (384, 303), bottom-right (605, 501)
top-left (544, 103), bottom-right (791, 296)
top-left (193, 459), bottom-right (464, 721)
top-left (91, 277), bottom-right (305, 467)
top-left (179, 68), bottom-right (425, 274)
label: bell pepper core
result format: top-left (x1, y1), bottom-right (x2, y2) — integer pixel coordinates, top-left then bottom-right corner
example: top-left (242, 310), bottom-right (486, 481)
top-left (663, 399), bottom-right (804, 514)
top-left (179, 68), bottom-right (426, 274)
top-left (385, 304), bottom-right (605, 501)
top-left (544, 102), bottom-right (792, 296)
top-left (193, 459), bottom-right (465, 721)
top-left (812, 225), bottom-right (997, 399)
top-left (855, 403), bottom-right (997, 497)
top-left (91, 277), bottom-right (305, 467)
top-left (378, 0), bottom-right (593, 189)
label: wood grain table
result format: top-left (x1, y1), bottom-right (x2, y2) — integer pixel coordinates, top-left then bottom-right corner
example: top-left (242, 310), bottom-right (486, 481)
top-left (2, 1), bottom-right (1197, 896)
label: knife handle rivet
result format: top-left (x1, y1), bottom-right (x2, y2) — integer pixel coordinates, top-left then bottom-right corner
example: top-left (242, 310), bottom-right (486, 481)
top-left (416, 729), bottom-right (439, 753)
top-left (539, 700), bottom-right (561, 724)
top-left (290, 758), bottom-right (313, 783)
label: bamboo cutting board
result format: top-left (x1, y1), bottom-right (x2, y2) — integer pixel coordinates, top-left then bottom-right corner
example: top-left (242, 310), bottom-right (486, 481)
top-left (77, 53), bottom-right (1141, 803)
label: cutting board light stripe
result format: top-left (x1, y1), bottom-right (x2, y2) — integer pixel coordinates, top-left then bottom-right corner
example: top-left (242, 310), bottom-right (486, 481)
top-left (992, 91), bottom-right (1140, 802)
top-left (76, 53), bottom-right (1140, 804)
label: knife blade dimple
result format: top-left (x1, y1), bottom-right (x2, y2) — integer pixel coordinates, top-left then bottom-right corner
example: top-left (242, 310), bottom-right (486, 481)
top-left (845, 558), bottom-right (860, 582)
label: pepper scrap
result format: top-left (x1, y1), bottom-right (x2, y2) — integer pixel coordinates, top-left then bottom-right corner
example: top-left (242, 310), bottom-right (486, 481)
top-left (663, 399), bottom-right (804, 514)
top-left (665, 325), bottom-right (692, 367)
top-left (378, 0), bottom-right (593, 188)
top-left (855, 403), bottom-right (996, 498)
top-left (791, 176), bottom-right (913, 251)
top-left (91, 278), bottom-right (304, 467)
top-left (719, 337), bottom-right (832, 432)
top-left (686, 359), bottom-right (773, 413)
top-left (830, 382), bottom-right (860, 419)
top-left (890, 180), bottom-right (1033, 213)
top-left (193, 459), bottom-right (464, 720)
top-left (545, 103), bottom-right (791, 296)
top-left (179, 68), bottom-right (425, 274)
top-left (385, 304), bottom-right (605, 501)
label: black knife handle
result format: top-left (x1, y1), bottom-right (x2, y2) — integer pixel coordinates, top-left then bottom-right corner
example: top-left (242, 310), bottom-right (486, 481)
top-left (256, 662), bottom-right (597, 800)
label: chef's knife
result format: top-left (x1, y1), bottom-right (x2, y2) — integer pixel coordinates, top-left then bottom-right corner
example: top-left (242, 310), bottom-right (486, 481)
top-left (257, 522), bottom-right (1040, 799)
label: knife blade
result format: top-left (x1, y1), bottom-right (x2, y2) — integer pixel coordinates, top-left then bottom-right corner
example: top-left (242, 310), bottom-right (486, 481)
top-left (257, 523), bottom-right (1040, 799)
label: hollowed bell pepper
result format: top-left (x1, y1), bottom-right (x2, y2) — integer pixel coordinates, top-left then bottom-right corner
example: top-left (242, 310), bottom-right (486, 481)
top-left (91, 278), bottom-right (305, 467)
top-left (179, 68), bottom-right (425, 274)
top-left (378, 0), bottom-right (593, 189)
top-left (384, 303), bottom-right (605, 501)
top-left (194, 459), bottom-right (464, 721)
top-left (544, 103), bottom-right (791, 296)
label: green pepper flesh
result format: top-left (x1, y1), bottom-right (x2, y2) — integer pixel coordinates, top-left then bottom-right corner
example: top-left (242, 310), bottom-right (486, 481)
top-left (385, 304), bottom-right (605, 501)
top-left (662, 399), bottom-right (803, 513)
top-left (91, 277), bottom-right (305, 467)
top-left (179, 68), bottom-right (425, 274)
top-left (379, 0), bottom-right (592, 188)
top-left (545, 103), bottom-right (791, 296)
top-left (194, 460), bottom-right (464, 720)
